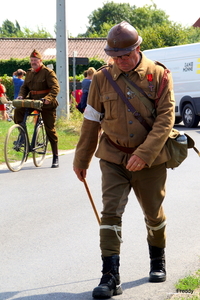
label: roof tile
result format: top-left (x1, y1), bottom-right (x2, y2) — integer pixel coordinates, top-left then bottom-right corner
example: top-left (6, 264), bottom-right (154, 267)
top-left (0, 38), bottom-right (109, 62)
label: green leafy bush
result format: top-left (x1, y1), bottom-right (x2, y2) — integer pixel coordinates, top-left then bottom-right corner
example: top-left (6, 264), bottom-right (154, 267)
top-left (1, 75), bottom-right (14, 100)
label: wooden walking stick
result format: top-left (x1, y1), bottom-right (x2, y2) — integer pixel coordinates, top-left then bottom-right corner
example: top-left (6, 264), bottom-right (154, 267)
top-left (83, 178), bottom-right (101, 225)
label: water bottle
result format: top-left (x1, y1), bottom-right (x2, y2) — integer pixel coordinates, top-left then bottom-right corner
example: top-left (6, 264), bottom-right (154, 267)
top-left (175, 131), bottom-right (187, 144)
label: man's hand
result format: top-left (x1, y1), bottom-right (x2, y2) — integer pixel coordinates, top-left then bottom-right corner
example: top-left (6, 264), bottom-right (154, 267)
top-left (73, 166), bottom-right (87, 182)
top-left (17, 96), bottom-right (23, 99)
top-left (44, 100), bottom-right (50, 104)
top-left (40, 98), bottom-right (50, 105)
top-left (126, 154), bottom-right (146, 171)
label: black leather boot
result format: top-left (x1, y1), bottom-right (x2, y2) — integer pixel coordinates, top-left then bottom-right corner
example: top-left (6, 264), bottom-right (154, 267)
top-left (92, 255), bottom-right (123, 299)
top-left (51, 154), bottom-right (59, 168)
top-left (149, 245), bottom-right (166, 282)
top-left (51, 143), bottom-right (59, 168)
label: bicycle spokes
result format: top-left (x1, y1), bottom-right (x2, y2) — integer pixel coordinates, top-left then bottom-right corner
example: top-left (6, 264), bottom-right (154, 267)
top-left (4, 125), bottom-right (28, 172)
top-left (33, 124), bottom-right (48, 167)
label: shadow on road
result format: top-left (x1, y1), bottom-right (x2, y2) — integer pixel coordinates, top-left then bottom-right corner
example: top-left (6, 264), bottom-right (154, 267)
top-left (0, 292), bottom-right (19, 300)
top-left (122, 277), bottom-right (148, 290)
top-left (0, 277), bottom-right (148, 300)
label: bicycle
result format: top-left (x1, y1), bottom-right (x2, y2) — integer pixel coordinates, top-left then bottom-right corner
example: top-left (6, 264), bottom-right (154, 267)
top-left (6, 102), bottom-right (15, 120)
top-left (0, 95), bottom-right (13, 121)
top-left (4, 100), bottom-right (48, 172)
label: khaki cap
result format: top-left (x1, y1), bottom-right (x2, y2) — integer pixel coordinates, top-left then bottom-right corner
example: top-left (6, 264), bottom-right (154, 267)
top-left (30, 49), bottom-right (42, 59)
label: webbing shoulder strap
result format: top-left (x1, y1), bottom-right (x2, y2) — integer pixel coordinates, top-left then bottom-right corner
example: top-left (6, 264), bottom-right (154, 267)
top-left (102, 68), bottom-right (152, 132)
top-left (122, 75), bottom-right (156, 118)
top-left (122, 68), bottom-right (170, 112)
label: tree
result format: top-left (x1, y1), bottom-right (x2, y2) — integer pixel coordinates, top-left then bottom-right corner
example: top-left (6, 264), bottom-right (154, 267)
top-left (22, 26), bottom-right (53, 38)
top-left (0, 19), bottom-right (22, 37)
top-left (130, 4), bottom-right (171, 30)
top-left (84, 1), bottom-right (170, 37)
top-left (79, 1), bottom-right (200, 49)
top-left (0, 19), bottom-right (53, 38)
top-left (85, 2), bottom-right (136, 36)
top-left (139, 23), bottom-right (200, 50)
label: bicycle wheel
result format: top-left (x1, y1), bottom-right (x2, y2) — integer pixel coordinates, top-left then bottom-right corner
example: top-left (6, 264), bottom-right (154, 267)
top-left (33, 124), bottom-right (48, 167)
top-left (4, 124), bottom-right (28, 172)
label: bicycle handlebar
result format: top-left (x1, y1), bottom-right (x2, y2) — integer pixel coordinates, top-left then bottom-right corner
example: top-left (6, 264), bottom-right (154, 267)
top-left (0, 98), bottom-right (12, 105)
top-left (12, 99), bottom-right (43, 110)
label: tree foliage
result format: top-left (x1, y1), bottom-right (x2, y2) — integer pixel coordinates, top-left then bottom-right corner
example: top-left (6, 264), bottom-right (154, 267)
top-left (130, 4), bottom-right (171, 30)
top-left (22, 27), bottom-right (53, 38)
top-left (139, 23), bottom-right (200, 50)
top-left (83, 2), bottom-right (170, 37)
top-left (79, 1), bottom-right (200, 48)
top-left (86, 2), bottom-right (135, 35)
top-left (0, 19), bottom-right (21, 37)
top-left (0, 19), bottom-right (53, 38)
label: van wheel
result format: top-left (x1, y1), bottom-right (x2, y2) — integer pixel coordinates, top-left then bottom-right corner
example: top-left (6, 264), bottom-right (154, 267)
top-left (175, 117), bottom-right (182, 124)
top-left (182, 104), bottom-right (200, 128)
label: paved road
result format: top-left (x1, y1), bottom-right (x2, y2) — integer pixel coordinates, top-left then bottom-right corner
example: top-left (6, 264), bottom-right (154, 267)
top-left (0, 125), bottom-right (200, 300)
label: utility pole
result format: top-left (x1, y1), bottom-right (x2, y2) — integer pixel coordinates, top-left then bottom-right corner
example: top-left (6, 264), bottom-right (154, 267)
top-left (56, 0), bottom-right (70, 119)
top-left (73, 51), bottom-right (77, 97)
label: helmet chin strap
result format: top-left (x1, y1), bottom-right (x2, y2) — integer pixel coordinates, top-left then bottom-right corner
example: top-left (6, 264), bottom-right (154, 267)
top-left (135, 51), bottom-right (142, 67)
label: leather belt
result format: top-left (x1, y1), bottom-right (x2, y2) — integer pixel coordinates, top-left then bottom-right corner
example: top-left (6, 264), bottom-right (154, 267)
top-left (30, 89), bottom-right (50, 95)
top-left (105, 134), bottom-right (137, 154)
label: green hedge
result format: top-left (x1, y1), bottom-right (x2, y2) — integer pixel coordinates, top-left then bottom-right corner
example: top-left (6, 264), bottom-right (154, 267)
top-left (0, 75), bottom-right (14, 100)
top-left (0, 57), bottom-right (105, 77)
top-left (0, 57), bottom-right (106, 100)
top-left (0, 58), bottom-right (57, 77)
top-left (69, 58), bottom-right (105, 76)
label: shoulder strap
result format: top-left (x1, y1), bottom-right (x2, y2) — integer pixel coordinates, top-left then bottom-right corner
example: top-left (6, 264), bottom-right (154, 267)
top-left (123, 68), bottom-right (170, 112)
top-left (102, 68), bottom-right (152, 132)
top-left (122, 75), bottom-right (156, 117)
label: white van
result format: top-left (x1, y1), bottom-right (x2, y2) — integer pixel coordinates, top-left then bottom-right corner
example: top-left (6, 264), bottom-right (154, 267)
top-left (143, 43), bottom-right (200, 127)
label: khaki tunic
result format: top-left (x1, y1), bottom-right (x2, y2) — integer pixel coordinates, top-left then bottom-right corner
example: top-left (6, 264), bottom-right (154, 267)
top-left (74, 52), bottom-right (175, 169)
top-left (18, 64), bottom-right (60, 105)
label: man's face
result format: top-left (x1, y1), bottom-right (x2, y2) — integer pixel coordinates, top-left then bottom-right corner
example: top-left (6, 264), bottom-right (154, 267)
top-left (30, 57), bottom-right (42, 70)
top-left (112, 46), bottom-right (140, 72)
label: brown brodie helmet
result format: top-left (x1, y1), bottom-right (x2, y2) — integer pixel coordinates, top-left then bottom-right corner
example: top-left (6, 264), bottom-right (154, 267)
top-left (104, 21), bottom-right (142, 57)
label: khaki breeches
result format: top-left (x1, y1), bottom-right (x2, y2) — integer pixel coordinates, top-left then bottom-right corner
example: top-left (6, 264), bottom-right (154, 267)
top-left (14, 107), bottom-right (58, 145)
top-left (99, 159), bottom-right (167, 257)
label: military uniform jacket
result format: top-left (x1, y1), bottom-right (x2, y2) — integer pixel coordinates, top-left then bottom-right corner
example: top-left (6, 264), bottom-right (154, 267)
top-left (19, 64), bottom-right (60, 108)
top-left (73, 52), bottom-right (175, 169)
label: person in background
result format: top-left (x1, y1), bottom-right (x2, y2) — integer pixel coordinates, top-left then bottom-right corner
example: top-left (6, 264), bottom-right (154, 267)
top-left (0, 78), bottom-right (11, 121)
top-left (12, 69), bottom-right (26, 99)
top-left (77, 67), bottom-right (96, 113)
top-left (72, 89), bottom-right (83, 107)
top-left (14, 49), bottom-right (60, 168)
top-left (73, 21), bottom-right (175, 299)
top-left (83, 70), bottom-right (88, 78)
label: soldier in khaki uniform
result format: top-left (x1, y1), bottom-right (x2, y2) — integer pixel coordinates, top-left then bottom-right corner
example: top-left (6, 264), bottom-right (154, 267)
top-left (14, 49), bottom-right (60, 168)
top-left (73, 21), bottom-right (175, 299)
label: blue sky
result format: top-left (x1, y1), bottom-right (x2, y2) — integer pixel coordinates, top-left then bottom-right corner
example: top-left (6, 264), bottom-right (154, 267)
top-left (1, 0), bottom-right (199, 37)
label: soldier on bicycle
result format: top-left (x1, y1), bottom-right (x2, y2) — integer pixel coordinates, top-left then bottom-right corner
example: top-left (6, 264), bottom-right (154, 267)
top-left (14, 49), bottom-right (60, 168)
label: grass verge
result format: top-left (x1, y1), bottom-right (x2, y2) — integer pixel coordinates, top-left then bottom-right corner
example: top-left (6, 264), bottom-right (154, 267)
top-left (169, 270), bottom-right (200, 299)
top-left (0, 106), bottom-right (83, 164)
